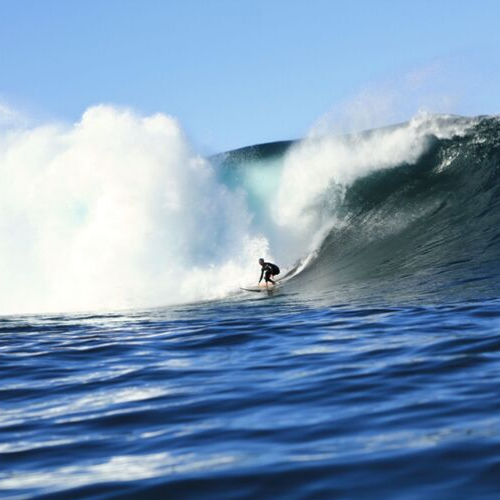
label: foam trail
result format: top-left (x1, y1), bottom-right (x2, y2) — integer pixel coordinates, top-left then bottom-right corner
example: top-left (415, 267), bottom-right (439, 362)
top-left (0, 106), bottom-right (269, 315)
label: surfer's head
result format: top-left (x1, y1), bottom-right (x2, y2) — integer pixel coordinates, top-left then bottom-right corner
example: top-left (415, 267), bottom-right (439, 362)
top-left (259, 258), bottom-right (264, 266)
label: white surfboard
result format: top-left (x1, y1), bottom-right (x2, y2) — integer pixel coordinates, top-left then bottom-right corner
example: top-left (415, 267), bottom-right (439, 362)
top-left (240, 284), bottom-right (280, 293)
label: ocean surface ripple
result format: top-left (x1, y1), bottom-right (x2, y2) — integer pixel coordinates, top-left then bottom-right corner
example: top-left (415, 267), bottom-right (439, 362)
top-left (2, 296), bottom-right (500, 499)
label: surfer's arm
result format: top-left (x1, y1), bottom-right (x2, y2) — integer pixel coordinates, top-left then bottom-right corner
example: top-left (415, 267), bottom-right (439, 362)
top-left (258, 268), bottom-right (264, 283)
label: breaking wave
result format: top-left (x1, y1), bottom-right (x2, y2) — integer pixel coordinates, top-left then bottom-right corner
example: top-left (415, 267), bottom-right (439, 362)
top-left (219, 113), bottom-right (500, 303)
top-left (2, 106), bottom-right (498, 314)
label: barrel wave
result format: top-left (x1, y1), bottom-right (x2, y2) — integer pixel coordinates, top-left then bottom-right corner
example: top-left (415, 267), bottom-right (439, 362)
top-left (219, 113), bottom-right (500, 305)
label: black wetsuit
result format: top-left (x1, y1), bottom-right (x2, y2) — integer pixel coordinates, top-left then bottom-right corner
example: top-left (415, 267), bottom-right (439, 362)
top-left (259, 262), bottom-right (280, 284)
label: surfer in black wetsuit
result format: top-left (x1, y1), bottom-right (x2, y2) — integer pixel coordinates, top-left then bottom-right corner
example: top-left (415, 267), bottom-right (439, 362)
top-left (258, 258), bottom-right (280, 287)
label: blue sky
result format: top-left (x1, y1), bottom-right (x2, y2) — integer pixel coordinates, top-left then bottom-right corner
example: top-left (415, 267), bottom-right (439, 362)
top-left (1, 0), bottom-right (500, 152)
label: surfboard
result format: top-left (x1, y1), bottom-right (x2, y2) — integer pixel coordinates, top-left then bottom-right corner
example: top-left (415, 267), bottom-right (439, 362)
top-left (240, 284), bottom-right (279, 293)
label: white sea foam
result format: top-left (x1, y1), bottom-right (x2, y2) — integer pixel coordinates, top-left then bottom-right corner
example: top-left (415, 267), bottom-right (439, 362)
top-left (0, 106), bottom-right (269, 314)
top-left (272, 112), bottom-right (474, 240)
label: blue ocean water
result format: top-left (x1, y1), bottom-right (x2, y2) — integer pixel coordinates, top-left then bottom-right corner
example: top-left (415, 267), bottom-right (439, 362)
top-left (2, 295), bottom-right (500, 499)
top-left (2, 114), bottom-right (500, 498)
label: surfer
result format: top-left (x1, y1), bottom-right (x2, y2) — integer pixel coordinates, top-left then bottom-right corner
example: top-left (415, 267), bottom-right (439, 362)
top-left (258, 258), bottom-right (280, 287)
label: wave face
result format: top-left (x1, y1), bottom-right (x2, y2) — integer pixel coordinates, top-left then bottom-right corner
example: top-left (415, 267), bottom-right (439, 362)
top-left (1, 109), bottom-right (499, 314)
top-left (219, 114), bottom-right (500, 304)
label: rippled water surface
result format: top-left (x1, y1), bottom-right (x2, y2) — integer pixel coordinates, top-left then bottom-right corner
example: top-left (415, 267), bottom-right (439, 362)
top-left (2, 293), bottom-right (500, 499)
